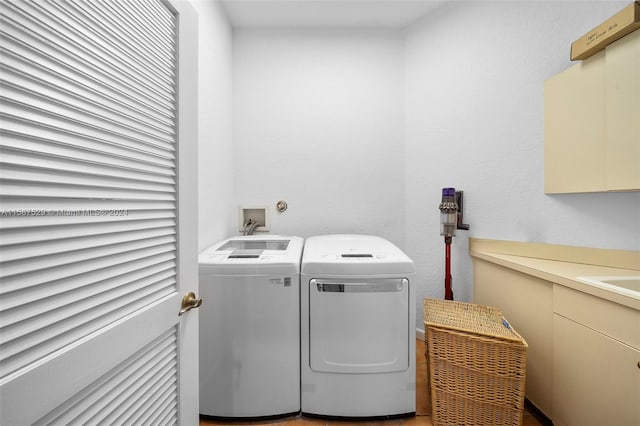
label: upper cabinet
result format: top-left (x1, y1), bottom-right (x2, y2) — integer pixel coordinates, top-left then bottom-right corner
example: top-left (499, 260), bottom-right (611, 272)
top-left (606, 30), bottom-right (640, 191)
top-left (544, 30), bottom-right (640, 194)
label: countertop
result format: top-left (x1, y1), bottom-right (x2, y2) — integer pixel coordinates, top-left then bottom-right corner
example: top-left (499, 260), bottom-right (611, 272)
top-left (469, 238), bottom-right (640, 311)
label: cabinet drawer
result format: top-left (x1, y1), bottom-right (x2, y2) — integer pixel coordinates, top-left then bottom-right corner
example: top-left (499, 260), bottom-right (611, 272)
top-left (553, 284), bottom-right (640, 349)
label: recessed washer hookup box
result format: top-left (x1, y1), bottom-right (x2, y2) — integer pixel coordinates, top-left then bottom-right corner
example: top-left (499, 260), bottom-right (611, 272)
top-left (570, 1), bottom-right (640, 61)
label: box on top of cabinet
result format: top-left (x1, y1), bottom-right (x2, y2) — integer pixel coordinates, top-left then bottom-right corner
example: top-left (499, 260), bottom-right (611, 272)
top-left (570, 1), bottom-right (640, 61)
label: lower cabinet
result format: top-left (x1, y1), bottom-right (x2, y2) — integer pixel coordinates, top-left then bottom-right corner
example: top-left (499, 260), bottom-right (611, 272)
top-left (553, 284), bottom-right (640, 426)
top-left (472, 259), bottom-right (554, 418)
top-left (473, 259), bottom-right (640, 425)
top-left (553, 314), bottom-right (640, 426)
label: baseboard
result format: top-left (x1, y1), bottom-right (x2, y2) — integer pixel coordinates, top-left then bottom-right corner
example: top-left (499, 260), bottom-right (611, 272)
top-left (416, 328), bottom-right (425, 341)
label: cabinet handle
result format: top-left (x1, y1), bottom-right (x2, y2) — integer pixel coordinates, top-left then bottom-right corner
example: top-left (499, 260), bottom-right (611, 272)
top-left (637, 361), bottom-right (640, 370)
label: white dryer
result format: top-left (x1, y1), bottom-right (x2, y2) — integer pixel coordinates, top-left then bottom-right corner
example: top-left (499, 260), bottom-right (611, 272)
top-left (198, 235), bottom-right (303, 418)
top-left (300, 234), bottom-right (416, 418)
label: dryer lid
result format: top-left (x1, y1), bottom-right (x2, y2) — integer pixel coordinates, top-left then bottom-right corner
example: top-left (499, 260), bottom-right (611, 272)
top-left (301, 234), bottom-right (414, 276)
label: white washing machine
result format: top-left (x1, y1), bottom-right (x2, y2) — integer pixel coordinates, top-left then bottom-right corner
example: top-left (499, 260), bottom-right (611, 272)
top-left (300, 234), bottom-right (416, 418)
top-left (198, 235), bottom-right (303, 418)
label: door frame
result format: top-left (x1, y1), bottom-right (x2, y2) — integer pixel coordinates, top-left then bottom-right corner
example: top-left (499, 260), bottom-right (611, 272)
top-left (169, 0), bottom-right (200, 424)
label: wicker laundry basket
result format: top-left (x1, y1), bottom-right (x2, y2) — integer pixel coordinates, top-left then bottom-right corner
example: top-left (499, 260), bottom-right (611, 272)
top-left (423, 298), bottom-right (528, 426)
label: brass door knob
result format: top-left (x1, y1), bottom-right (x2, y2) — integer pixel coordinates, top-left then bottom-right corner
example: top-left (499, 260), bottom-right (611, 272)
top-left (179, 291), bottom-right (203, 316)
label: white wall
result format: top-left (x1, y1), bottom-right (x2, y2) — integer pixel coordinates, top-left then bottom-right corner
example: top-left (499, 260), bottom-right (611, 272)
top-left (191, 0), bottom-right (236, 251)
top-left (232, 29), bottom-right (406, 247)
top-left (404, 1), bottom-right (640, 328)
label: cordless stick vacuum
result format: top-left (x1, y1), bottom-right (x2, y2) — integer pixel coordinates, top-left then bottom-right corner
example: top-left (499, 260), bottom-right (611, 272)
top-left (439, 188), bottom-right (458, 300)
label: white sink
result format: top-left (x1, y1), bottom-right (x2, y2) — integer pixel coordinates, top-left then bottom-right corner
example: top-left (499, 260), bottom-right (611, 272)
top-left (575, 276), bottom-right (640, 299)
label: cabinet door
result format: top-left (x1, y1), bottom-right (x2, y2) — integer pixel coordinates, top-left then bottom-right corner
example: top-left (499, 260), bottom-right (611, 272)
top-left (473, 260), bottom-right (553, 418)
top-left (605, 30), bottom-right (640, 191)
top-left (544, 51), bottom-right (606, 194)
top-left (553, 314), bottom-right (640, 426)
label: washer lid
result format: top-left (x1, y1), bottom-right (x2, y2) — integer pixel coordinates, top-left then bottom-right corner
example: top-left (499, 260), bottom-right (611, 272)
top-left (199, 235), bottom-right (303, 274)
top-left (301, 234), bottom-right (414, 276)
top-left (219, 239), bottom-right (290, 252)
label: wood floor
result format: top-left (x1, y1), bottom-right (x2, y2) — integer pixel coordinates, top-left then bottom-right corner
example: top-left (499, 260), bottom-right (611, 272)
top-left (201, 339), bottom-right (547, 426)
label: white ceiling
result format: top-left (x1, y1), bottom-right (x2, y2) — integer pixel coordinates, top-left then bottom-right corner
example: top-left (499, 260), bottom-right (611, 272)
top-left (219, 0), bottom-right (447, 28)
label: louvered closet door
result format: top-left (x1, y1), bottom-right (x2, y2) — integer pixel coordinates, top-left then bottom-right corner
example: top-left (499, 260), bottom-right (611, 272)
top-left (0, 0), bottom-right (199, 425)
